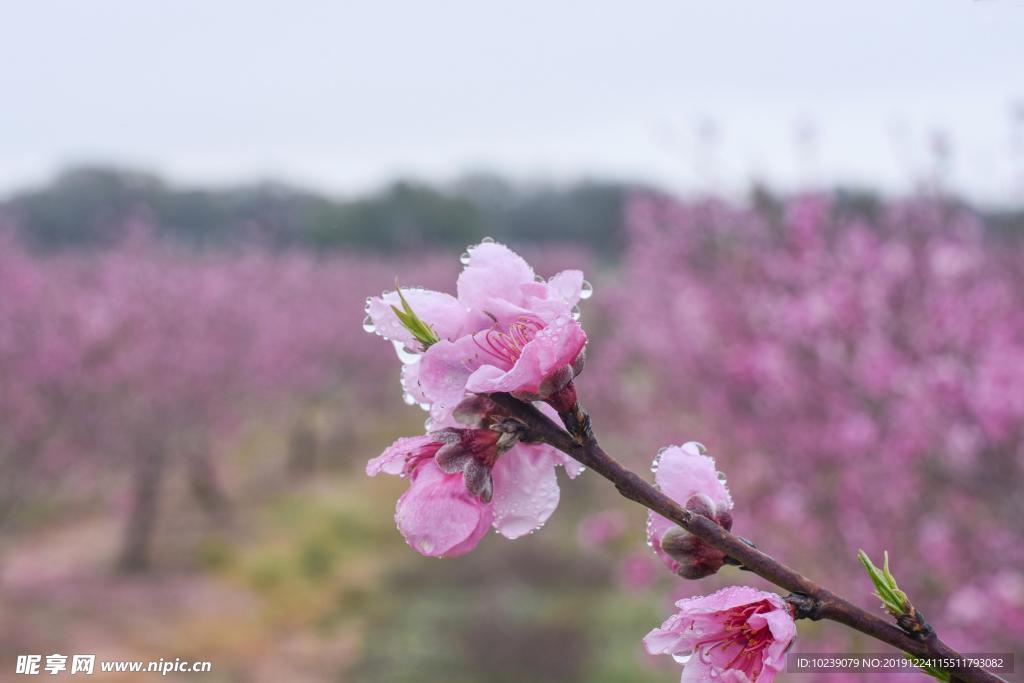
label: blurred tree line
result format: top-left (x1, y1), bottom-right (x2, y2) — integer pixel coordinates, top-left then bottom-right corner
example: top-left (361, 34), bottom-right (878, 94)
top-left (0, 167), bottom-right (637, 254)
top-left (3, 166), bottom-right (1021, 253)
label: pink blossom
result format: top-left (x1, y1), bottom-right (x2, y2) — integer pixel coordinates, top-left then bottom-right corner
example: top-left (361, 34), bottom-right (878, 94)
top-left (647, 442), bottom-right (734, 578)
top-left (607, 194), bottom-right (1024, 653)
top-left (577, 509), bottom-right (628, 550)
top-left (367, 434), bottom-right (492, 557)
top-left (645, 586), bottom-right (796, 683)
top-left (618, 551), bottom-right (659, 592)
top-left (364, 240), bottom-right (588, 421)
top-left (366, 397), bottom-right (581, 557)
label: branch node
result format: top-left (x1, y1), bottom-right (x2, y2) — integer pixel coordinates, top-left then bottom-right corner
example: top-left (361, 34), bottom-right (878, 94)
top-left (785, 592), bottom-right (825, 621)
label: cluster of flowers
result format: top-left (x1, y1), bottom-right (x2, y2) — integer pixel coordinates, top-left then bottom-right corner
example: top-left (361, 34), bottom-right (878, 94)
top-left (0, 230), bottom-right (448, 564)
top-left (364, 240), bottom-right (797, 682)
top-left (602, 194), bottom-right (1024, 655)
top-left (363, 240), bottom-right (589, 556)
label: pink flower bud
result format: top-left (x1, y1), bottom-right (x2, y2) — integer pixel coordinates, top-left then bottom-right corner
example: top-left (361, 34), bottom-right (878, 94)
top-left (647, 442), bottom-right (734, 577)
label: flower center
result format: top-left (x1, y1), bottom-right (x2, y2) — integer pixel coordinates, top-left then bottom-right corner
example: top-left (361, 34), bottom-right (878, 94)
top-left (474, 315), bottom-right (545, 366)
top-left (697, 602), bottom-right (775, 680)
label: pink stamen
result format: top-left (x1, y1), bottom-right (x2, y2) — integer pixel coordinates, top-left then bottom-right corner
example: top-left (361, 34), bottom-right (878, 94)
top-left (694, 601), bottom-right (775, 681)
top-left (474, 316), bottom-right (545, 365)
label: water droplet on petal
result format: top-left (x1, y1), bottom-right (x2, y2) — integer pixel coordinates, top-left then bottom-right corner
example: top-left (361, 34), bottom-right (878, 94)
top-left (460, 251), bottom-right (471, 265)
top-left (534, 274), bottom-right (545, 283)
top-left (579, 279), bottom-right (593, 300)
top-left (481, 236), bottom-right (495, 244)
top-left (364, 297), bottom-right (373, 313)
top-left (402, 392), bottom-right (417, 406)
top-left (362, 315), bottom-right (376, 333)
top-left (716, 471), bottom-right (727, 482)
top-left (418, 539), bottom-right (434, 554)
top-left (682, 441), bottom-right (707, 456)
top-left (672, 652), bottom-right (694, 665)
top-left (651, 446), bottom-right (670, 474)
top-left (392, 340), bottom-right (421, 365)
top-left (571, 305), bottom-right (581, 321)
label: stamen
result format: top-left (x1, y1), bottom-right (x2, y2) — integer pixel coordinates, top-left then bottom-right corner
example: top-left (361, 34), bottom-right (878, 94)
top-left (473, 315), bottom-right (546, 366)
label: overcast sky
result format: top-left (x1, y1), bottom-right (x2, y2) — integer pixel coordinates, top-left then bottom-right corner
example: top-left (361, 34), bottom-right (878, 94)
top-left (2, 1), bottom-right (1023, 203)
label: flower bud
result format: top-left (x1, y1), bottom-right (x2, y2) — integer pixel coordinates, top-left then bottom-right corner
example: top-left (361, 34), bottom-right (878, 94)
top-left (659, 526), bottom-right (726, 579)
top-left (647, 443), bottom-right (735, 576)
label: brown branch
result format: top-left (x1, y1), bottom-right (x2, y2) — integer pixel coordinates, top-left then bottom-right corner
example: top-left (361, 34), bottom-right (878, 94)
top-left (489, 392), bottom-right (1007, 683)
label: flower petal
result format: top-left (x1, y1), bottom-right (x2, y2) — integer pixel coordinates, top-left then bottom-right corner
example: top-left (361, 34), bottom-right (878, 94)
top-left (489, 443), bottom-right (561, 539)
top-left (655, 445), bottom-right (733, 512)
top-left (395, 460), bottom-right (492, 557)
top-left (419, 335), bottom-right (489, 421)
top-left (465, 317), bottom-right (587, 397)
top-left (367, 434), bottom-right (438, 477)
top-left (545, 269), bottom-right (584, 306)
top-left (647, 444), bottom-right (734, 571)
top-left (457, 242), bottom-right (536, 312)
top-left (367, 288), bottom-right (467, 346)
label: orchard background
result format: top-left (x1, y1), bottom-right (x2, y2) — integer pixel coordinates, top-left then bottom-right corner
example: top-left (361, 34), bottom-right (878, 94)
top-left (1, 169), bottom-right (1022, 681)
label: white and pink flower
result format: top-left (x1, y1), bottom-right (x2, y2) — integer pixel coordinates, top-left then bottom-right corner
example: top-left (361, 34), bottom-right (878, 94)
top-left (645, 586), bottom-right (796, 682)
top-left (365, 241), bottom-right (588, 422)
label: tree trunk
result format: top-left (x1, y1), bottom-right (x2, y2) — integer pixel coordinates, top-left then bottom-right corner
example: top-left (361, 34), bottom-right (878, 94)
top-left (117, 437), bottom-right (166, 573)
top-left (187, 439), bottom-right (229, 518)
top-left (287, 421), bottom-right (319, 479)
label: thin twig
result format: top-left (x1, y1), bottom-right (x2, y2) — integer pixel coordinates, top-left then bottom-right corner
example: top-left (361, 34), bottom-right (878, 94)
top-left (489, 392), bottom-right (1007, 683)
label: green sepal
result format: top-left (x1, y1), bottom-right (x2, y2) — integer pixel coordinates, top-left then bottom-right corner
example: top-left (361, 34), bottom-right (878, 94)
top-left (390, 282), bottom-right (440, 349)
top-left (859, 550), bottom-right (948, 682)
top-left (857, 549), bottom-right (909, 616)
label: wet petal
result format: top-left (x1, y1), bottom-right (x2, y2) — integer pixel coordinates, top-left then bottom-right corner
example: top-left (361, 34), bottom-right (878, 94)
top-left (419, 335), bottom-right (488, 420)
top-left (545, 269), bottom-right (584, 306)
top-left (489, 443), bottom-right (561, 539)
top-left (367, 288), bottom-right (467, 346)
top-left (367, 434), bottom-right (439, 477)
top-left (457, 242), bottom-right (535, 311)
top-left (655, 445), bottom-right (732, 512)
top-left (466, 317), bottom-right (587, 397)
top-left (395, 460), bottom-right (492, 557)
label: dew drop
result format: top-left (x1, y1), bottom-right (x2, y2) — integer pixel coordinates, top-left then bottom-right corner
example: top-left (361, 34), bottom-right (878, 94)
top-left (682, 441), bottom-right (707, 455)
top-left (481, 236), bottom-right (495, 244)
top-left (361, 315), bottom-right (376, 333)
top-left (418, 539), bottom-right (434, 554)
top-left (672, 653), bottom-right (693, 665)
top-left (402, 392), bottom-right (417, 406)
top-left (651, 446), bottom-right (669, 473)
top-left (716, 471), bottom-right (727, 482)
top-left (534, 274), bottom-right (545, 282)
top-left (392, 340), bottom-right (421, 365)
top-left (571, 305), bottom-right (581, 321)
top-left (460, 251), bottom-right (471, 265)
top-left (579, 279), bottom-right (594, 300)
top-left (364, 297), bottom-right (373, 313)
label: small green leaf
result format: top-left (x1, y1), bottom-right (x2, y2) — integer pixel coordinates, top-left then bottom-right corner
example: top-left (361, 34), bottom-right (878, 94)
top-left (857, 549), bottom-right (907, 615)
top-left (390, 281), bottom-right (440, 349)
top-left (859, 551), bottom-right (948, 682)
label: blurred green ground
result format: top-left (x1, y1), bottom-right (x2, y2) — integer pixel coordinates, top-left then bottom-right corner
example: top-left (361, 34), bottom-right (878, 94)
top-left (0, 402), bottom-right (680, 682)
